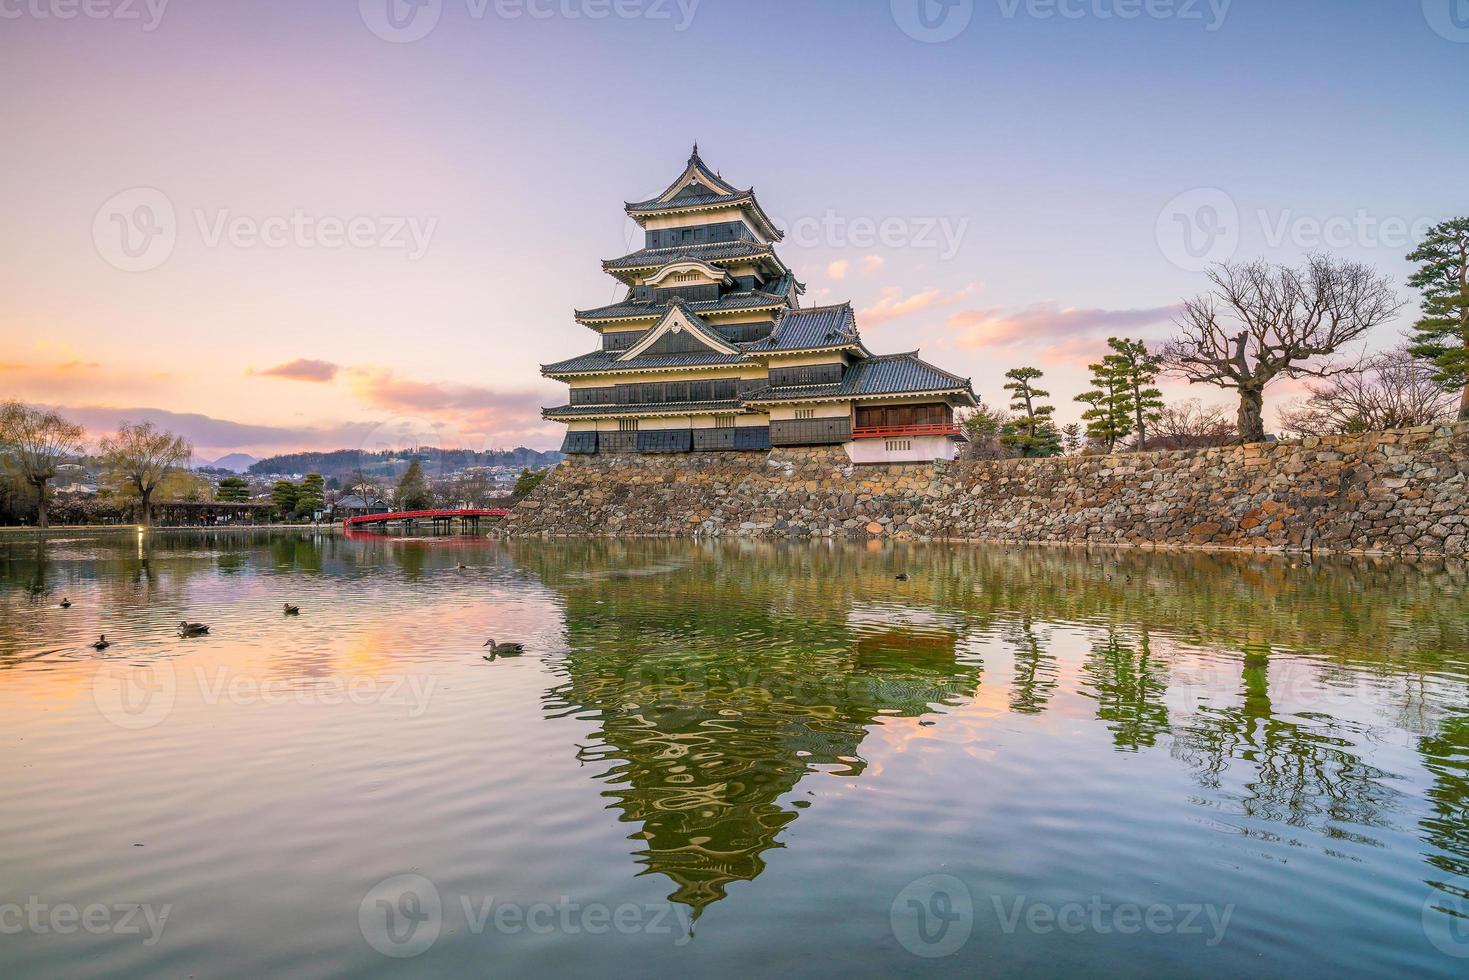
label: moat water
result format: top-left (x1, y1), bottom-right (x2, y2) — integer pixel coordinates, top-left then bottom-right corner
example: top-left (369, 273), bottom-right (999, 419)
top-left (2, 531), bottom-right (1467, 978)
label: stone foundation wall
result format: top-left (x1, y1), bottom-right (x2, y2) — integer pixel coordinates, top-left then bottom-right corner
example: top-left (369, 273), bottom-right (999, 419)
top-left (501, 422), bottom-right (1469, 556)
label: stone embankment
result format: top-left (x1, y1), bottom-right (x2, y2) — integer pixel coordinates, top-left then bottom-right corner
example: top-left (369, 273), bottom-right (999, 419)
top-left (500, 422), bottom-right (1469, 556)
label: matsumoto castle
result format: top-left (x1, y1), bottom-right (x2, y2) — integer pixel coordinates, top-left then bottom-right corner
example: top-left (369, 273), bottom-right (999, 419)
top-left (542, 148), bottom-right (977, 463)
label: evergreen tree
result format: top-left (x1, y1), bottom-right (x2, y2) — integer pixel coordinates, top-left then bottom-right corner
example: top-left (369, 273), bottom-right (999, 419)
top-left (1406, 218), bottom-right (1469, 421)
top-left (270, 479), bottom-right (299, 518)
top-left (512, 467), bottom-right (548, 501)
top-left (1105, 338), bottom-right (1165, 450)
top-left (216, 476), bottom-right (249, 502)
top-left (395, 460), bottom-right (432, 510)
top-left (1000, 367), bottom-right (1061, 457)
top-left (296, 472), bottom-right (325, 516)
top-left (1076, 371), bottom-right (1132, 453)
top-left (1061, 422), bottom-right (1083, 456)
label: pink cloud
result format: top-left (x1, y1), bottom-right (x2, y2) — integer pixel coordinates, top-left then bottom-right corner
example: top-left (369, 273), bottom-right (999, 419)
top-left (253, 358), bottom-right (341, 382)
top-left (827, 259), bottom-right (850, 280)
top-left (861, 255), bottom-right (885, 274)
top-left (859, 284), bottom-right (978, 327)
top-left (950, 302), bottom-right (1182, 350)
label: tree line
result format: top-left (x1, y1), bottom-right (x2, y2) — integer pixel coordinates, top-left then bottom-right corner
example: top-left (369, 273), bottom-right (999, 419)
top-left (962, 221), bottom-right (1469, 459)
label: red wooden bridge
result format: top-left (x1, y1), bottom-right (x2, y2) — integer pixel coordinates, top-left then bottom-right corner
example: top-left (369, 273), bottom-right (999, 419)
top-left (341, 507), bottom-right (511, 531)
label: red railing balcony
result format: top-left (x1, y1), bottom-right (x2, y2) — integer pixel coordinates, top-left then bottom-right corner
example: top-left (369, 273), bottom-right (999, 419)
top-left (851, 423), bottom-right (963, 440)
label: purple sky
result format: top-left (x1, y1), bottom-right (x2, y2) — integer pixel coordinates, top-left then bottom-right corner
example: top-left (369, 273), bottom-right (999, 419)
top-left (2, 0), bottom-right (1463, 456)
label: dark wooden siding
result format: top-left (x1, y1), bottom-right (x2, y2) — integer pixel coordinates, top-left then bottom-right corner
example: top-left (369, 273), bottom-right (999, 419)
top-left (597, 432), bottom-right (637, 453)
top-left (560, 432), bottom-right (598, 454)
top-left (693, 426), bottom-right (772, 452)
top-left (770, 417), bottom-right (852, 446)
top-left (854, 403), bottom-right (952, 427)
top-left (636, 429), bottom-right (693, 453)
top-left (644, 221), bottom-right (757, 249)
top-left (768, 363), bottom-right (844, 388)
top-left (601, 331), bottom-right (641, 351)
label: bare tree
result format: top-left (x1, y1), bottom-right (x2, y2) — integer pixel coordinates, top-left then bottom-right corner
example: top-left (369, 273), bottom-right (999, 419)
top-left (0, 401), bottom-right (85, 528)
top-left (1162, 255), bottom-right (1403, 443)
top-left (1278, 347), bottom-right (1457, 437)
top-left (957, 404), bottom-right (1014, 460)
top-left (1148, 399), bottom-right (1236, 450)
top-left (100, 421), bottom-right (191, 526)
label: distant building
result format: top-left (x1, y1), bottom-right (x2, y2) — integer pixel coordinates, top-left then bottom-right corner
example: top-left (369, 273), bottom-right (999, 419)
top-left (331, 494), bottom-right (389, 520)
top-left (540, 148), bottom-right (977, 463)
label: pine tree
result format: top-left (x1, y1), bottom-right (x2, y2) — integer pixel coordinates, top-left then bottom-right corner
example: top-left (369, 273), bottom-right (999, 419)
top-left (1104, 338), bottom-right (1165, 450)
top-left (296, 473), bottom-right (325, 517)
top-left (216, 476), bottom-right (249, 502)
top-left (270, 479), bottom-right (299, 517)
top-left (395, 460), bottom-right (432, 511)
top-left (1061, 422), bottom-right (1083, 456)
top-left (1406, 218), bottom-right (1469, 421)
top-left (1000, 367), bottom-right (1062, 457)
top-left (1076, 370), bottom-right (1132, 453)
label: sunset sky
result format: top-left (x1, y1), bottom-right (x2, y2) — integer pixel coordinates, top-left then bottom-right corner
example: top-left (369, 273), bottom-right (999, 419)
top-left (2, 0), bottom-right (1463, 458)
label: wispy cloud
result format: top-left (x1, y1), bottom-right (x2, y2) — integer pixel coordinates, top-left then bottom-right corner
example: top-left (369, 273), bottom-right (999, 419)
top-left (252, 358), bottom-right (341, 382)
top-left (861, 255), bottom-right (885, 274)
top-left (827, 259), bottom-right (850, 280)
top-left (949, 302), bottom-right (1182, 350)
top-left (859, 284), bottom-right (978, 327)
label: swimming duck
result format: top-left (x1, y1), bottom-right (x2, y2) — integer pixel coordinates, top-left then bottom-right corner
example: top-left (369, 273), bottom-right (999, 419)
top-left (60, 598), bottom-right (72, 609)
top-left (483, 638), bottom-right (525, 656)
top-left (92, 635), bottom-right (110, 650)
top-left (178, 621), bottom-right (210, 637)
top-left (282, 603), bottom-right (300, 615)
top-left (895, 573), bottom-right (909, 582)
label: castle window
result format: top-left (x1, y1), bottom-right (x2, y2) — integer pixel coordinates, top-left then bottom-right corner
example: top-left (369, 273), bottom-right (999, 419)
top-left (619, 419), bottom-right (639, 432)
top-left (795, 409), bottom-right (815, 420)
top-left (714, 414), bottom-right (735, 429)
top-left (885, 439), bottom-right (912, 452)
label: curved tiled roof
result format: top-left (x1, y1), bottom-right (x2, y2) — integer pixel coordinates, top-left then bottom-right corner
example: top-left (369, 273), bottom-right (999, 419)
top-left (742, 353), bottom-right (974, 403)
top-left (575, 274), bottom-right (800, 323)
top-left (744, 303), bottom-right (866, 354)
top-left (542, 399), bottom-right (744, 419)
top-left (541, 348), bottom-right (749, 376)
top-left (602, 240), bottom-right (774, 272)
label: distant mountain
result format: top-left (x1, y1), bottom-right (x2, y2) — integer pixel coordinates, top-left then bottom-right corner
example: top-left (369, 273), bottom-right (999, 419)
top-left (208, 453), bottom-right (260, 473)
top-left (247, 447), bottom-right (563, 478)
